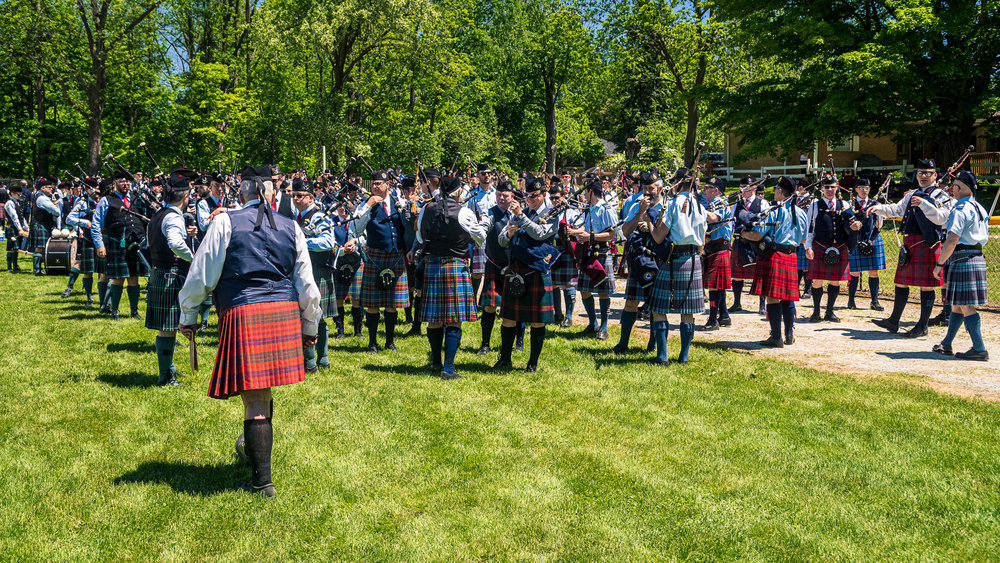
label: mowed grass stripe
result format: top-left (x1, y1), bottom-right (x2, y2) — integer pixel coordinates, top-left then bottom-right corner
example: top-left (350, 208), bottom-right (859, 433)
top-left (0, 256), bottom-right (998, 560)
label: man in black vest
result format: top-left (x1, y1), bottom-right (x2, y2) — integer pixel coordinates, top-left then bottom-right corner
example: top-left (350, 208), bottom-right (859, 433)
top-left (730, 177), bottom-right (769, 312)
top-left (804, 176), bottom-right (861, 321)
top-left (145, 169), bottom-right (198, 386)
top-left (28, 176), bottom-right (61, 275)
top-left (92, 172), bottom-right (149, 321)
top-left (475, 180), bottom-right (515, 355)
top-left (417, 173), bottom-right (487, 378)
top-left (4, 184), bottom-right (28, 272)
top-left (292, 179), bottom-right (339, 372)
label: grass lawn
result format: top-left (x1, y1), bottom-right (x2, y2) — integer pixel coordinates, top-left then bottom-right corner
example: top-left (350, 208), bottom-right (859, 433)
top-left (1, 256), bottom-right (999, 560)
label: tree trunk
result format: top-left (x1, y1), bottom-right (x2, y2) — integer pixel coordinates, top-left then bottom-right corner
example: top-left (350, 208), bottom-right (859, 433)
top-left (545, 78), bottom-right (557, 174)
top-left (34, 74), bottom-right (48, 176)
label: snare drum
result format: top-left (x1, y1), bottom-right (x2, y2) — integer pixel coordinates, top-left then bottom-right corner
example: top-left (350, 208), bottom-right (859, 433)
top-left (44, 237), bottom-right (77, 275)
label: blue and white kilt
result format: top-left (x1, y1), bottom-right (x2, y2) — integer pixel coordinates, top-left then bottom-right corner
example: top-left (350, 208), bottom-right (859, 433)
top-left (359, 247), bottom-right (410, 309)
top-left (104, 236), bottom-right (149, 279)
top-left (649, 253), bottom-right (705, 315)
top-left (551, 252), bottom-right (578, 287)
top-left (624, 272), bottom-right (653, 303)
top-left (577, 253), bottom-right (616, 295)
top-left (848, 234), bottom-right (886, 272)
top-left (470, 244), bottom-right (486, 275)
top-left (943, 251), bottom-right (988, 306)
top-left (421, 256), bottom-right (478, 324)
top-left (796, 244), bottom-right (809, 271)
top-left (144, 266), bottom-right (185, 332)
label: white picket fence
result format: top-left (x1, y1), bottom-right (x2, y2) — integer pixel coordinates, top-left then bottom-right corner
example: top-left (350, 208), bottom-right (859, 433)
top-left (718, 159), bottom-right (1000, 182)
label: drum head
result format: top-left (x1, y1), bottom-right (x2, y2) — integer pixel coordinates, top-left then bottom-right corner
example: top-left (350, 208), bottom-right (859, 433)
top-left (44, 238), bottom-right (76, 274)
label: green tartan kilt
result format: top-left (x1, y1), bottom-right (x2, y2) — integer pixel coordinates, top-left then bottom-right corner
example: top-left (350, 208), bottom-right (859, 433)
top-left (145, 266), bottom-right (185, 332)
top-left (314, 266), bottom-right (340, 319)
top-left (76, 239), bottom-right (95, 274)
top-left (28, 222), bottom-right (51, 250)
top-left (105, 236), bottom-right (149, 279)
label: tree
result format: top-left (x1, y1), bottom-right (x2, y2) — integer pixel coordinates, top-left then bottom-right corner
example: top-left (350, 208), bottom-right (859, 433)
top-left (712, 0), bottom-right (1000, 163)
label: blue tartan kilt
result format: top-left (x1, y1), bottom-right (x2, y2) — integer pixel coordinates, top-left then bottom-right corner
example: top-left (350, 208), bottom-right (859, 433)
top-left (479, 260), bottom-right (504, 309)
top-left (577, 252), bottom-right (615, 295)
top-left (943, 251), bottom-right (988, 306)
top-left (314, 266), bottom-right (339, 319)
top-left (500, 260), bottom-right (555, 324)
top-left (144, 266), bottom-right (185, 332)
top-left (848, 234), bottom-right (886, 272)
top-left (624, 272), bottom-right (652, 303)
top-left (551, 252), bottom-right (579, 286)
top-left (649, 253), bottom-right (705, 315)
top-left (796, 244), bottom-right (809, 271)
top-left (28, 222), bottom-right (51, 249)
top-left (421, 256), bottom-right (478, 324)
top-left (359, 247), bottom-right (410, 309)
top-left (105, 237), bottom-right (149, 279)
top-left (470, 243), bottom-right (486, 275)
top-left (348, 261), bottom-right (364, 303)
top-left (76, 239), bottom-right (95, 274)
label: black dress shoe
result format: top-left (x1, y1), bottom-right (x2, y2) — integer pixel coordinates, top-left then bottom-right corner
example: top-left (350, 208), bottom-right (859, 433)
top-left (199, 321), bottom-right (209, 332)
top-left (932, 343), bottom-right (953, 355)
top-left (430, 363), bottom-right (443, 373)
top-left (440, 370), bottom-right (464, 380)
top-left (903, 325), bottom-right (928, 338)
top-left (553, 314), bottom-right (565, 325)
top-left (872, 318), bottom-right (899, 333)
top-left (596, 330), bottom-right (608, 341)
top-left (130, 311), bottom-right (142, 320)
top-left (524, 364), bottom-right (537, 373)
top-left (759, 336), bottom-right (784, 348)
top-left (385, 342), bottom-right (398, 352)
top-left (335, 331), bottom-right (346, 340)
top-left (86, 297), bottom-right (94, 307)
top-left (61, 288), bottom-right (72, 298)
top-left (305, 365), bottom-right (318, 373)
top-left (581, 326), bottom-right (596, 335)
top-left (612, 344), bottom-right (628, 355)
top-left (728, 305), bottom-right (743, 313)
top-left (824, 312), bottom-right (840, 323)
top-left (559, 317), bottom-right (572, 329)
top-left (719, 318), bottom-right (732, 327)
top-left (955, 349), bottom-right (989, 361)
top-left (492, 359), bottom-right (514, 370)
top-left (703, 322), bottom-right (720, 331)
top-left (809, 311), bottom-right (822, 323)
top-left (235, 480), bottom-right (276, 499)
top-left (514, 340), bottom-right (524, 353)
top-left (110, 312), bottom-right (121, 322)
top-left (476, 345), bottom-right (490, 356)
top-left (648, 358), bottom-right (670, 366)
top-left (870, 301), bottom-right (885, 312)
top-left (846, 300), bottom-right (858, 310)
top-left (169, 366), bottom-right (186, 378)
top-left (157, 376), bottom-right (181, 387)
top-left (367, 345), bottom-right (379, 354)
top-left (757, 307), bottom-right (766, 316)
top-left (784, 333), bottom-right (795, 345)
top-left (99, 304), bottom-right (110, 314)
top-left (927, 312), bottom-right (948, 327)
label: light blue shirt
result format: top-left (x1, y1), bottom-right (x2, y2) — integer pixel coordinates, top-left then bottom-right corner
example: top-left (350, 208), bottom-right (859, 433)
top-left (305, 212), bottom-right (339, 253)
top-left (90, 195), bottom-right (113, 249)
top-left (620, 191), bottom-right (643, 221)
top-left (662, 192), bottom-right (707, 245)
top-left (466, 186), bottom-right (497, 217)
top-left (583, 201), bottom-right (618, 233)
top-left (946, 196), bottom-right (989, 247)
top-left (754, 198), bottom-right (808, 247)
top-left (624, 199), bottom-right (663, 224)
top-left (66, 198), bottom-right (92, 233)
top-left (707, 196), bottom-right (733, 241)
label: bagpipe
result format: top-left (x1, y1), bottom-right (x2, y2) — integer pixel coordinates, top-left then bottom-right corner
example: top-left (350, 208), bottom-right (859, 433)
top-left (853, 173), bottom-right (893, 257)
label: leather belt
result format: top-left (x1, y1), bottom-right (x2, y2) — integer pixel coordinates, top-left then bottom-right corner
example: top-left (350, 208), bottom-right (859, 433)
top-left (673, 244), bottom-right (700, 255)
top-left (775, 244), bottom-right (798, 254)
top-left (955, 244), bottom-right (983, 252)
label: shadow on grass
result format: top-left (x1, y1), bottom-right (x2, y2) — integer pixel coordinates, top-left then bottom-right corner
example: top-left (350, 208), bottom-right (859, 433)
top-left (115, 460), bottom-right (245, 496)
top-left (362, 361), bottom-right (495, 378)
top-left (60, 312), bottom-right (102, 320)
top-left (573, 345), bottom-right (652, 368)
top-left (107, 341), bottom-right (156, 353)
top-left (96, 371), bottom-right (157, 388)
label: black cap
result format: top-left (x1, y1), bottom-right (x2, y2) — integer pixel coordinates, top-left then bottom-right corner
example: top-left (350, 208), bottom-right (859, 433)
top-left (82, 177), bottom-right (99, 188)
top-left (739, 175), bottom-right (753, 186)
top-left (36, 175), bottom-right (57, 188)
top-left (706, 177), bottom-right (726, 193)
top-left (548, 184), bottom-right (564, 195)
top-left (525, 177), bottom-right (545, 193)
top-left (669, 168), bottom-right (689, 184)
top-left (440, 173), bottom-right (463, 195)
top-left (476, 163), bottom-right (491, 173)
top-left (955, 170), bottom-right (978, 190)
top-left (422, 167), bottom-right (441, 179)
top-left (99, 178), bottom-right (114, 191)
top-left (241, 165), bottom-right (273, 179)
top-left (820, 175), bottom-right (838, 186)
top-left (586, 176), bottom-right (603, 194)
top-left (601, 175), bottom-right (612, 182)
top-left (112, 170), bottom-right (131, 181)
top-left (291, 177), bottom-right (314, 194)
top-left (496, 181), bottom-right (513, 193)
top-left (400, 176), bottom-right (415, 189)
top-left (916, 158), bottom-right (936, 170)
top-left (776, 176), bottom-right (796, 196)
top-left (854, 178), bottom-right (870, 188)
top-left (371, 170), bottom-right (390, 182)
top-left (167, 167), bottom-right (198, 189)
top-left (550, 175), bottom-right (560, 185)
top-left (518, 171), bottom-right (530, 180)
top-left (639, 171), bottom-right (660, 186)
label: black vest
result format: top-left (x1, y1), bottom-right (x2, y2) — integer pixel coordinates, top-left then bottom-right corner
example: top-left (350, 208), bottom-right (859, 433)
top-left (421, 201), bottom-right (471, 259)
top-left (30, 193), bottom-right (56, 231)
top-left (900, 188), bottom-right (944, 244)
top-left (813, 199), bottom-right (849, 245)
top-left (147, 207), bottom-right (190, 275)
top-left (484, 205), bottom-right (512, 266)
top-left (852, 198), bottom-right (878, 241)
top-left (733, 196), bottom-right (763, 233)
top-left (104, 193), bottom-right (146, 241)
top-left (299, 207), bottom-right (335, 270)
top-left (214, 205), bottom-right (299, 310)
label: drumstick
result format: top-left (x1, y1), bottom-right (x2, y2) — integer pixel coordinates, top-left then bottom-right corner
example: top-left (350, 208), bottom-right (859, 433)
top-left (188, 333), bottom-right (198, 372)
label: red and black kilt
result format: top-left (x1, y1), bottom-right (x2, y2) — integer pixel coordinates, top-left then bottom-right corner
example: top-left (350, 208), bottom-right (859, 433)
top-left (479, 259), bottom-right (504, 309)
top-left (421, 256), bottom-right (478, 324)
top-left (703, 241), bottom-right (732, 290)
top-left (208, 300), bottom-right (305, 400)
top-left (500, 260), bottom-right (555, 324)
top-left (751, 250), bottom-right (800, 301)
top-left (895, 235), bottom-right (944, 288)
top-left (730, 239), bottom-right (757, 279)
top-left (359, 247), bottom-right (410, 309)
top-left (806, 241), bottom-right (850, 282)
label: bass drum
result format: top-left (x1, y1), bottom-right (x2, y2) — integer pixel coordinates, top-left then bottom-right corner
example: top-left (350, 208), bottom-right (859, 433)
top-left (45, 237), bottom-right (77, 275)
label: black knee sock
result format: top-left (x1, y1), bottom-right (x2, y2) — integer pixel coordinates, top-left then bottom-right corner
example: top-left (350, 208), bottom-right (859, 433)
top-left (411, 296), bottom-right (421, 325)
top-left (480, 311), bottom-right (496, 347)
top-left (366, 312), bottom-right (380, 348)
top-left (427, 326), bottom-right (444, 367)
top-left (352, 307), bottom-right (364, 335)
top-left (244, 418), bottom-right (273, 487)
top-left (731, 280), bottom-right (744, 308)
top-left (888, 286), bottom-right (910, 323)
top-left (766, 303), bottom-right (782, 338)
top-left (516, 322), bottom-right (525, 344)
top-left (98, 280), bottom-right (108, 307)
top-left (781, 300), bottom-right (795, 338)
top-left (404, 306), bottom-right (412, 323)
top-left (707, 290), bottom-right (719, 323)
top-left (528, 326), bottom-right (546, 367)
top-left (719, 289), bottom-right (730, 319)
top-left (848, 276), bottom-right (859, 302)
top-left (384, 311), bottom-right (398, 346)
top-left (916, 290), bottom-right (935, 330)
top-left (126, 284), bottom-right (140, 313)
top-left (336, 306), bottom-right (345, 334)
top-left (472, 276), bottom-right (482, 298)
top-left (869, 277), bottom-right (880, 302)
top-left (811, 286), bottom-right (823, 314)
top-left (940, 289), bottom-right (950, 317)
top-left (82, 276), bottom-right (93, 298)
top-left (498, 325), bottom-right (516, 362)
top-left (825, 286), bottom-right (840, 315)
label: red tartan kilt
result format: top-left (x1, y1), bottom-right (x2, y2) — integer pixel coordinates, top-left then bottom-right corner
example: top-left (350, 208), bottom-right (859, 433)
top-left (703, 249), bottom-right (732, 290)
top-left (894, 235), bottom-right (944, 288)
top-left (730, 241), bottom-right (757, 279)
top-left (806, 241), bottom-right (850, 281)
top-left (751, 251), bottom-right (799, 301)
top-left (208, 301), bottom-right (305, 400)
